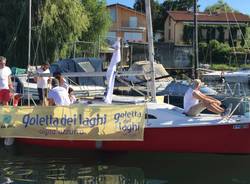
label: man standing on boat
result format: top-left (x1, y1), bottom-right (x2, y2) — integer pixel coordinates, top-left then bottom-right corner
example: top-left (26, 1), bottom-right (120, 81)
top-left (0, 56), bottom-right (14, 105)
top-left (184, 79), bottom-right (231, 117)
top-left (35, 61), bottom-right (51, 106)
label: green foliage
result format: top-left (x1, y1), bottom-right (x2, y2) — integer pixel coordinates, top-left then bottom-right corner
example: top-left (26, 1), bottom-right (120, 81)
top-left (210, 64), bottom-right (238, 71)
top-left (0, 0), bottom-right (29, 67)
top-left (162, 0), bottom-right (193, 11)
top-left (209, 40), bottom-right (231, 64)
top-left (0, 0), bottom-right (111, 67)
top-left (204, 0), bottom-right (236, 13)
top-left (183, 25), bottom-right (193, 44)
top-left (217, 26), bottom-right (225, 42)
top-left (244, 27), bottom-right (250, 48)
top-left (41, 0), bottom-right (89, 62)
top-left (211, 64), bottom-right (250, 71)
top-left (134, 0), bottom-right (193, 32)
top-left (133, 0), bottom-right (163, 32)
top-left (80, 0), bottom-right (111, 42)
top-left (199, 40), bottom-right (231, 65)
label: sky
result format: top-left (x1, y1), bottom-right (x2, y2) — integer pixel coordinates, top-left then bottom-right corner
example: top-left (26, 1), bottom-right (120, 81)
top-left (106, 0), bottom-right (250, 15)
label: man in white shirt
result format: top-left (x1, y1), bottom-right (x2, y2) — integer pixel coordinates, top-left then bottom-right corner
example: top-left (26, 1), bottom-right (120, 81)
top-left (35, 62), bottom-right (51, 106)
top-left (183, 79), bottom-right (228, 117)
top-left (0, 56), bottom-right (14, 105)
top-left (48, 78), bottom-right (70, 106)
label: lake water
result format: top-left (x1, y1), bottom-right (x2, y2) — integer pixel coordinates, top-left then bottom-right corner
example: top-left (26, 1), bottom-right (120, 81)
top-left (1, 143), bottom-right (250, 184)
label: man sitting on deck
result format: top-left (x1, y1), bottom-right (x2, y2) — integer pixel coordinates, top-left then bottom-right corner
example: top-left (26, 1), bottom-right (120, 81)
top-left (48, 79), bottom-right (70, 106)
top-left (183, 79), bottom-right (231, 117)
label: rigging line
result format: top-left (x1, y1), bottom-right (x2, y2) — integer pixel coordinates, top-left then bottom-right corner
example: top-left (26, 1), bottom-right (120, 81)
top-left (33, 0), bottom-right (48, 66)
top-left (231, 11), bottom-right (250, 51)
top-left (6, 1), bottom-right (27, 54)
top-left (224, 6), bottom-right (237, 63)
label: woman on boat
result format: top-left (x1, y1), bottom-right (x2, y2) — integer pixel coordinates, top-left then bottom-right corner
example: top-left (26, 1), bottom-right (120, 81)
top-left (183, 79), bottom-right (231, 117)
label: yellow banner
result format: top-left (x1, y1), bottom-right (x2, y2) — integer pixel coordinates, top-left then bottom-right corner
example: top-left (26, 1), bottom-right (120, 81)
top-left (0, 104), bottom-right (146, 140)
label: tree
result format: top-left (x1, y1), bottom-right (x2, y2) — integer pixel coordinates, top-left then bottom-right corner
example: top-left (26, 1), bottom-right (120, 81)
top-left (133, 0), bottom-right (162, 31)
top-left (0, 0), bottom-right (30, 67)
top-left (79, 0), bottom-right (111, 56)
top-left (40, 0), bottom-right (89, 63)
top-left (0, 0), bottom-right (111, 67)
top-left (162, 0), bottom-right (193, 11)
top-left (245, 27), bottom-right (250, 48)
top-left (134, 0), bottom-right (194, 32)
top-left (204, 0), bottom-right (235, 13)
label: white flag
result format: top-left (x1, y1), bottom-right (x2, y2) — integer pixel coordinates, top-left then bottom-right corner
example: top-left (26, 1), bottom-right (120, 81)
top-left (104, 39), bottom-right (121, 104)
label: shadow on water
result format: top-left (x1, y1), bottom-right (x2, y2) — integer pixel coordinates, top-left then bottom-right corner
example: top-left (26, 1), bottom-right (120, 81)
top-left (1, 142), bottom-right (250, 184)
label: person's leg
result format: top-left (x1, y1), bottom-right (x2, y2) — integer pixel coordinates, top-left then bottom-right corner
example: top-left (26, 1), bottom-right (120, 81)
top-left (2, 89), bottom-right (11, 106)
top-left (186, 103), bottom-right (206, 116)
top-left (202, 95), bottom-right (221, 105)
top-left (206, 103), bottom-right (224, 114)
top-left (38, 88), bottom-right (43, 105)
top-left (42, 88), bottom-right (48, 106)
top-left (0, 89), bottom-right (4, 105)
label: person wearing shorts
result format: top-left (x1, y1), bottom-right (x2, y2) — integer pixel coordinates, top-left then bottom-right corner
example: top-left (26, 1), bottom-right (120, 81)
top-left (0, 56), bottom-right (13, 105)
top-left (183, 79), bottom-right (226, 117)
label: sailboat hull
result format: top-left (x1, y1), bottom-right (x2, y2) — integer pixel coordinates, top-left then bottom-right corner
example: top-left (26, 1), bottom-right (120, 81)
top-left (16, 122), bottom-right (250, 153)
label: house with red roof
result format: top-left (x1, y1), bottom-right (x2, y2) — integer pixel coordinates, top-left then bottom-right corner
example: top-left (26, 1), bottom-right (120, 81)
top-left (164, 11), bottom-right (250, 46)
top-left (107, 3), bottom-right (147, 43)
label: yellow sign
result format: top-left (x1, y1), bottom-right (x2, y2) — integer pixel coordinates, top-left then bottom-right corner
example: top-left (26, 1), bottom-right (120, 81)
top-left (0, 104), bottom-right (146, 140)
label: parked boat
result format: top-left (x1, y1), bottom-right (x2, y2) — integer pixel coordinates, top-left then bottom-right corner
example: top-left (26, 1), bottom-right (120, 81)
top-left (3, 0), bottom-right (250, 154)
top-left (11, 57), bottom-right (106, 104)
top-left (202, 68), bottom-right (250, 84)
top-left (12, 96), bottom-right (250, 153)
top-left (115, 60), bottom-right (217, 97)
top-left (224, 68), bottom-right (250, 83)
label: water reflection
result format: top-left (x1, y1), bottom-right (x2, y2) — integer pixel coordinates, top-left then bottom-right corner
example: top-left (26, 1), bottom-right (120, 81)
top-left (1, 144), bottom-right (250, 184)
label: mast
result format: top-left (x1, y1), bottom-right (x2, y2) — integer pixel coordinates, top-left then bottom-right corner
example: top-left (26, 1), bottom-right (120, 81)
top-left (145, 0), bottom-right (156, 102)
top-left (28, 0), bottom-right (32, 106)
top-left (28, 0), bottom-right (31, 68)
top-left (193, 0), bottom-right (199, 79)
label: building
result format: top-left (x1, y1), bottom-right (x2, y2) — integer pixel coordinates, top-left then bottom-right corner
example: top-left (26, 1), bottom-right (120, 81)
top-left (164, 11), bottom-right (250, 46)
top-left (107, 3), bottom-right (147, 43)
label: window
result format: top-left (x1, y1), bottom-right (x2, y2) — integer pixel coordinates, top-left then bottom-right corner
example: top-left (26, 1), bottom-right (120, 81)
top-left (124, 32), bottom-right (143, 42)
top-left (110, 9), bottom-right (116, 22)
top-left (169, 29), bottom-right (171, 40)
top-left (129, 16), bottom-right (138, 28)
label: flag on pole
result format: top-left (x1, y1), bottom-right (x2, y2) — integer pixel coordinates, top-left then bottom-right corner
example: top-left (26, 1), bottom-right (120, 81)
top-left (104, 38), bottom-right (121, 104)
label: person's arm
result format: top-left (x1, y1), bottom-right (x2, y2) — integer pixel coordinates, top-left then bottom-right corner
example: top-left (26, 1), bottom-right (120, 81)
top-left (48, 98), bottom-right (55, 106)
top-left (48, 90), bottom-right (55, 106)
top-left (193, 90), bottom-right (221, 107)
top-left (8, 76), bottom-right (14, 92)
